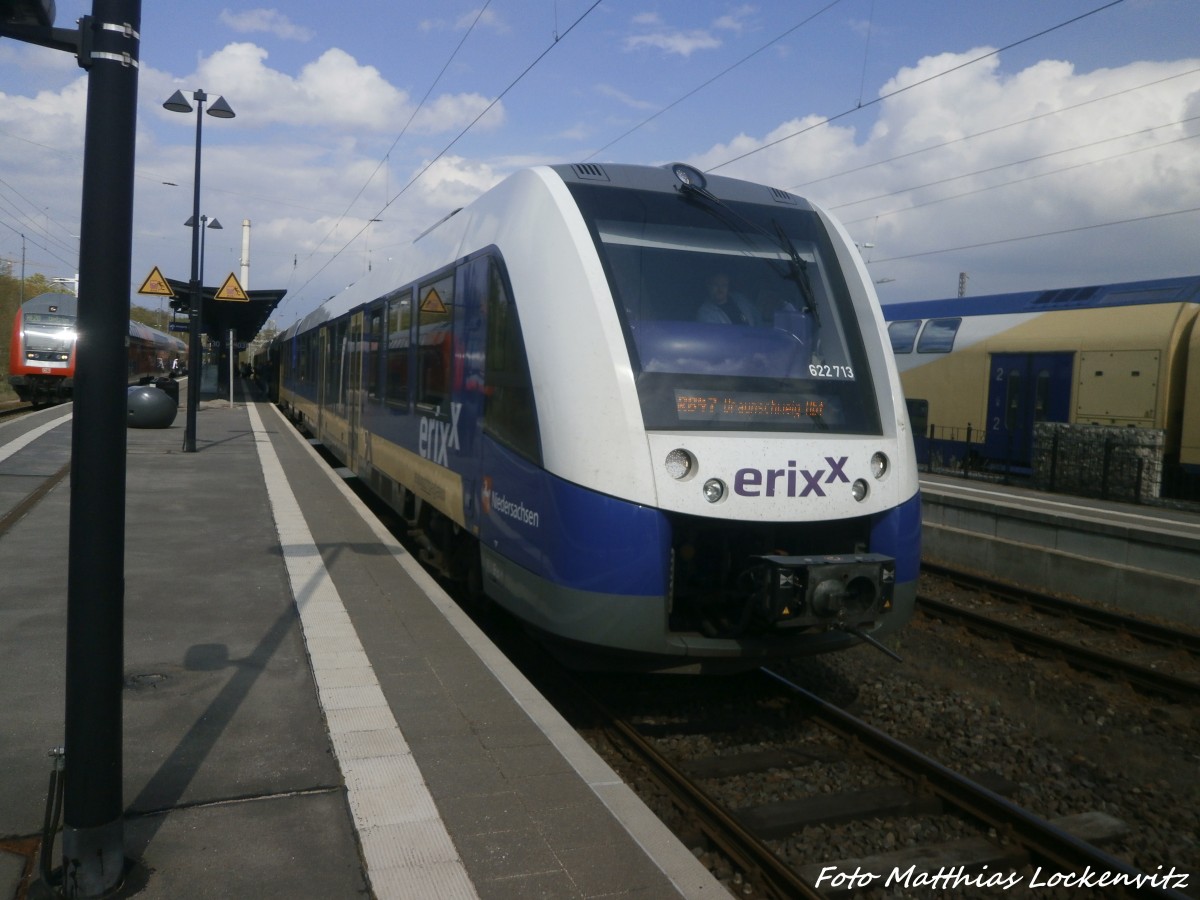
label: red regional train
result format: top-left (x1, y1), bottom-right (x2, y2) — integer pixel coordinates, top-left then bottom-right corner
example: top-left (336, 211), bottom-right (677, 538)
top-left (7, 291), bottom-right (187, 406)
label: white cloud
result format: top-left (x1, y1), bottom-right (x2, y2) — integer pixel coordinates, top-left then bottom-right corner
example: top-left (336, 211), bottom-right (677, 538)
top-left (420, 7), bottom-right (510, 34)
top-left (455, 8), bottom-right (510, 34)
top-left (410, 155), bottom-right (505, 210)
top-left (623, 7), bottom-right (757, 57)
top-left (714, 5), bottom-right (757, 33)
top-left (412, 92), bottom-right (504, 135)
top-left (625, 29), bottom-right (721, 57)
top-left (595, 83), bottom-right (658, 111)
top-left (219, 9), bottom-right (314, 42)
top-left (554, 123), bottom-right (591, 141)
top-left (7, 19), bottom-right (1198, 328)
top-left (692, 50), bottom-right (1200, 298)
top-left (150, 43), bottom-right (504, 136)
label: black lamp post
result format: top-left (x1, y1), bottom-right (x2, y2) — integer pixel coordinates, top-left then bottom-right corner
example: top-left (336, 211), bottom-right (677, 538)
top-left (163, 88), bottom-right (234, 452)
top-left (185, 213), bottom-right (223, 289)
top-left (2, 1), bottom-right (144, 895)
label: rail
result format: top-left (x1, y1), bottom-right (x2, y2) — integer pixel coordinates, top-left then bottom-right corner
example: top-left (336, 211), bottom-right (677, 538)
top-left (762, 668), bottom-right (1193, 899)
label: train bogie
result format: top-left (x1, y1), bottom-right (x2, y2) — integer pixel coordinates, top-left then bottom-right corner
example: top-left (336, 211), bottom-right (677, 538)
top-left (274, 163), bottom-right (921, 671)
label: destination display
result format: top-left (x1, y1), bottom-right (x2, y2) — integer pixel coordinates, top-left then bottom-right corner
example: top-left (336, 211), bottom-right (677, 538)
top-left (675, 390), bottom-right (828, 425)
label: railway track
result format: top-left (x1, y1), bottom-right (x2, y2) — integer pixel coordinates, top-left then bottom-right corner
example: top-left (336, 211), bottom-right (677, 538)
top-left (568, 665), bottom-right (1192, 899)
top-left (0, 459), bottom-right (71, 538)
top-left (0, 401), bottom-right (35, 421)
top-left (283, 427), bottom-right (1200, 897)
top-left (922, 562), bottom-right (1200, 653)
top-left (763, 670), bottom-right (1189, 897)
top-left (918, 563), bottom-right (1200, 703)
top-left (0, 410), bottom-right (73, 536)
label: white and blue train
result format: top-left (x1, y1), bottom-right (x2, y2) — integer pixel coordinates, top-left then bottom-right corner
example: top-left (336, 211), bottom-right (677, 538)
top-left (270, 163), bottom-right (921, 671)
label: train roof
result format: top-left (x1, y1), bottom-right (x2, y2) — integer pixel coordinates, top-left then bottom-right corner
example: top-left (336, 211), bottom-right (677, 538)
top-left (129, 319), bottom-right (185, 349)
top-left (883, 274), bottom-right (1200, 321)
top-left (21, 292), bottom-right (184, 349)
top-left (20, 291), bottom-right (77, 314)
top-left (280, 161), bottom-right (819, 339)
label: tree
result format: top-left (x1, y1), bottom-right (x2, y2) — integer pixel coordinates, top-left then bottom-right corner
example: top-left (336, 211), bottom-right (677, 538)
top-left (130, 303), bottom-right (169, 332)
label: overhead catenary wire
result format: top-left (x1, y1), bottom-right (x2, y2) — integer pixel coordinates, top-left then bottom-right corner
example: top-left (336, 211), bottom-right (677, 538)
top-left (0, 216), bottom-right (77, 273)
top-left (286, 0), bottom-right (605, 308)
top-left (871, 205), bottom-right (1200, 263)
top-left (583, 0), bottom-right (846, 164)
top-left (292, 1), bottom-right (498, 281)
top-left (789, 65), bottom-right (1200, 192)
top-left (856, 0), bottom-right (876, 109)
top-left (832, 114), bottom-right (1200, 213)
top-left (217, 0), bottom-right (1176, 320)
top-left (0, 172), bottom-right (80, 263)
top-left (839, 130), bottom-right (1200, 227)
top-left (707, 0), bottom-right (1129, 173)
top-left (569, 0), bottom-right (1179, 283)
top-left (197, 0), bottom-right (1170, 318)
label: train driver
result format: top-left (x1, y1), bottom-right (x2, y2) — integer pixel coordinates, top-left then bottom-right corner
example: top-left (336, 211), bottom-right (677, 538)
top-left (696, 273), bottom-right (761, 326)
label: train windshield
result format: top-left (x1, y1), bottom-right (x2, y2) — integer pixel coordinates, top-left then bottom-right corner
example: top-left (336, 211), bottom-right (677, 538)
top-left (22, 313), bottom-right (76, 352)
top-left (567, 182), bottom-right (880, 433)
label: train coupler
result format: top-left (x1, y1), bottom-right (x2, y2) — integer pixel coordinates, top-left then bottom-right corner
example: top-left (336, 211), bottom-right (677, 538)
top-left (754, 552), bottom-right (895, 629)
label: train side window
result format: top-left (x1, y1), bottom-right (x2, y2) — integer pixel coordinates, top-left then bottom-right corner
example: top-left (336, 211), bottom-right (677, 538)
top-left (417, 272), bottom-right (455, 414)
top-left (384, 288), bottom-right (411, 406)
top-left (365, 304), bottom-right (383, 401)
top-left (483, 258), bottom-right (541, 464)
top-left (326, 318), bottom-right (348, 412)
top-left (300, 331), bottom-right (316, 383)
top-left (1005, 369), bottom-right (1022, 430)
top-left (1034, 369), bottom-right (1050, 421)
top-left (887, 320), bottom-right (921, 354)
top-left (916, 317), bottom-right (962, 353)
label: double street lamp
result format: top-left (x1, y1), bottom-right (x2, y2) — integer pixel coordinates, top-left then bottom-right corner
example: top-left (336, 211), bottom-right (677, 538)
top-left (185, 213), bottom-right (223, 288)
top-left (162, 88), bottom-right (235, 452)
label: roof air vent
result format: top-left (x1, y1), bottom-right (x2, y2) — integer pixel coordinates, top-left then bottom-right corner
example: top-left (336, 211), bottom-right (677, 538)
top-left (571, 163), bottom-right (609, 181)
top-left (769, 187), bottom-right (798, 204)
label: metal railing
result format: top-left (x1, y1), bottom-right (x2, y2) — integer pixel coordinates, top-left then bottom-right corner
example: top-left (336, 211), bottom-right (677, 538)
top-left (914, 421), bottom-right (1200, 506)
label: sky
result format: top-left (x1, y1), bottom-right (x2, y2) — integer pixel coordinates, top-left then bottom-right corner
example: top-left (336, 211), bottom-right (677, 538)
top-left (2, 0), bottom-right (1199, 329)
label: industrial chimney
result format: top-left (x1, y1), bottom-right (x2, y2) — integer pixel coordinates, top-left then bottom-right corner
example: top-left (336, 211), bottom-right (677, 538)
top-left (240, 219), bottom-right (251, 290)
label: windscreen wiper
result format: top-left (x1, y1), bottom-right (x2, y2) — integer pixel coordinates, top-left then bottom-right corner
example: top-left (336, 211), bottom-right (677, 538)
top-left (672, 165), bottom-right (820, 323)
top-left (771, 219), bottom-right (819, 325)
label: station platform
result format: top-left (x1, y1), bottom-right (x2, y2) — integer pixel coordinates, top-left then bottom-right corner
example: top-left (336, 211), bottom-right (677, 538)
top-left (918, 471), bottom-right (1200, 626)
top-left (0, 381), bottom-right (722, 899)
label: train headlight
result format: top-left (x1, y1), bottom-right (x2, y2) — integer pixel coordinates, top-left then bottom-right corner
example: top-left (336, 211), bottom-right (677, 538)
top-left (702, 478), bottom-right (726, 503)
top-left (852, 479), bottom-right (869, 502)
top-left (871, 452), bottom-right (888, 480)
top-left (671, 162), bottom-right (707, 191)
top-left (665, 448), bottom-right (694, 480)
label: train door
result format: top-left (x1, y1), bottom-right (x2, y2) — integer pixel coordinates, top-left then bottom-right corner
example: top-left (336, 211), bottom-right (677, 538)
top-left (347, 312), bottom-right (364, 470)
top-left (985, 352), bottom-right (1074, 466)
top-left (317, 327), bottom-right (329, 435)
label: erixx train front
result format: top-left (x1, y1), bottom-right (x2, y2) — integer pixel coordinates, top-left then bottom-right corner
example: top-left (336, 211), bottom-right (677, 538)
top-left (476, 164), bottom-right (921, 669)
top-left (275, 162), bottom-right (921, 672)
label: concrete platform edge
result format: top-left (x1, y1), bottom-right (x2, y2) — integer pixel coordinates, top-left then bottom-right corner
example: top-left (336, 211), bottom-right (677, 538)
top-left (259, 403), bottom-right (723, 898)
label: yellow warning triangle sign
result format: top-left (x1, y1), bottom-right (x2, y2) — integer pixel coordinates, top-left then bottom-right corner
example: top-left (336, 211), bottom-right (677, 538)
top-left (420, 286), bottom-right (448, 314)
top-left (138, 266), bottom-right (174, 297)
top-left (215, 272), bottom-right (249, 302)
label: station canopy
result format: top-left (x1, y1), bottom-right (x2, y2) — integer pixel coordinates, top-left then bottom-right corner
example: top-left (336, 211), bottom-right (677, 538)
top-left (166, 277), bottom-right (285, 345)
